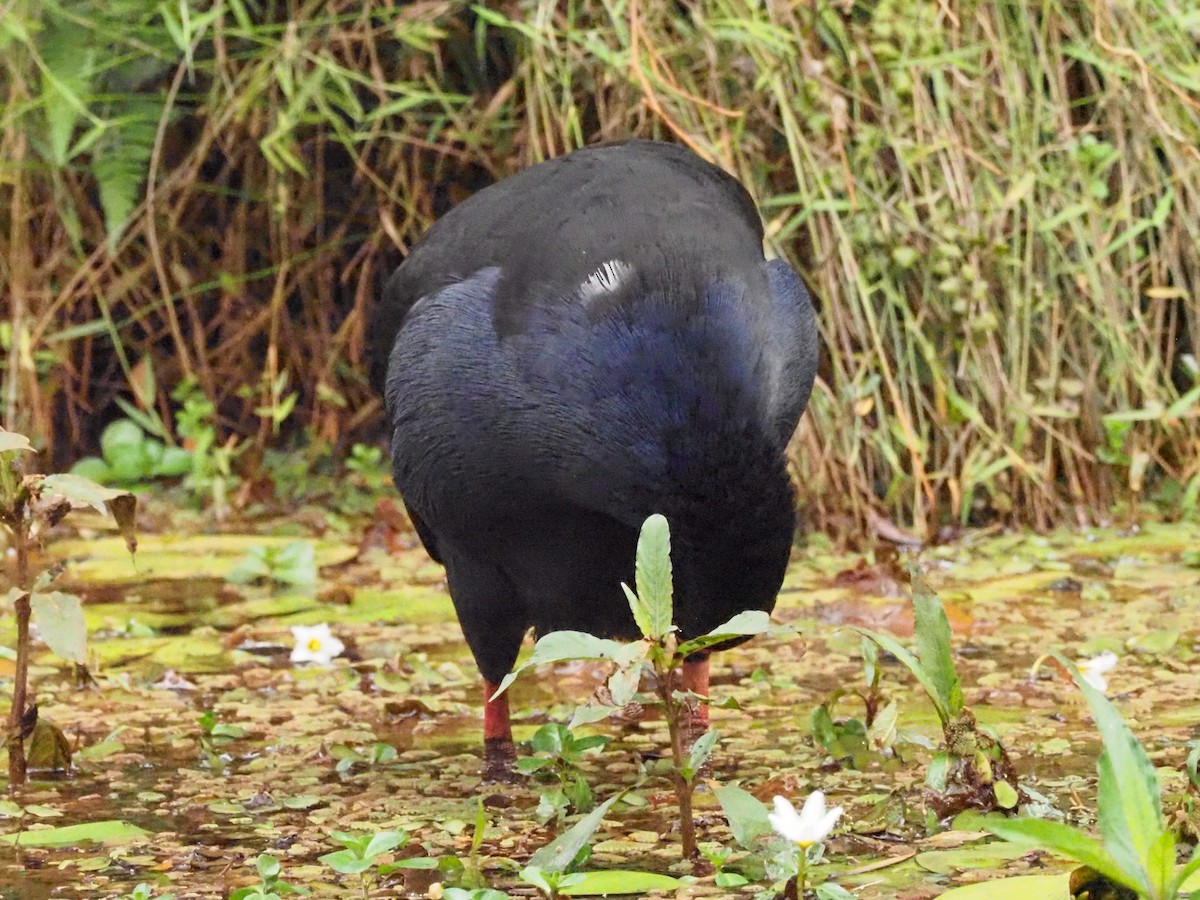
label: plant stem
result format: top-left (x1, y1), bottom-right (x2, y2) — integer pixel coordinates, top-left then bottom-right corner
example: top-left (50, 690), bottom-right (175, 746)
top-left (6, 517), bottom-right (31, 788)
top-left (658, 659), bottom-right (696, 859)
top-left (797, 846), bottom-right (808, 898)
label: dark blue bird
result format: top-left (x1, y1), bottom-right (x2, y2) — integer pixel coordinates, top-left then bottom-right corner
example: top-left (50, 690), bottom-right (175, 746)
top-left (372, 140), bottom-right (819, 779)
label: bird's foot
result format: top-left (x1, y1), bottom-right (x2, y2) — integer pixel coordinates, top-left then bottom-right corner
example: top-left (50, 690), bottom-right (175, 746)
top-left (482, 737), bottom-right (519, 784)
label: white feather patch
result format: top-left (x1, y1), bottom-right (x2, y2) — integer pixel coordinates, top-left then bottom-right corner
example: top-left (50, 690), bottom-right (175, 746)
top-left (578, 260), bottom-right (634, 301)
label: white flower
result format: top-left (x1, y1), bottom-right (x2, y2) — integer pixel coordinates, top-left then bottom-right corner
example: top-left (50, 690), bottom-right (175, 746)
top-left (768, 792), bottom-right (843, 848)
top-left (290, 624), bottom-right (345, 666)
top-left (1078, 651), bottom-right (1118, 693)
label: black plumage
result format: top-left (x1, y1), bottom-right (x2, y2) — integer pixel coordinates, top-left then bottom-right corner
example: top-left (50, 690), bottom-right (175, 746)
top-left (373, 140), bottom-right (819, 776)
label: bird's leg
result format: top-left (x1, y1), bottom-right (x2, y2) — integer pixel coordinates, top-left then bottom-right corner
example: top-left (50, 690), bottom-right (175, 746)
top-left (680, 653), bottom-right (711, 747)
top-left (482, 680), bottom-right (518, 783)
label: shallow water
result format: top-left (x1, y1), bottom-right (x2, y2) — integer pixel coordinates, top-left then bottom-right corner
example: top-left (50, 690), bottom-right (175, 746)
top-left (2, 519), bottom-right (1199, 897)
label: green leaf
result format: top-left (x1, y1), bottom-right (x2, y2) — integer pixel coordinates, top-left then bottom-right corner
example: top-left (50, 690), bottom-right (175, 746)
top-left (926, 752), bottom-right (950, 791)
top-left (39, 11), bottom-right (93, 164)
top-left (363, 830), bottom-right (407, 859)
top-left (0, 820), bottom-right (150, 847)
top-left (983, 817), bottom-right (1138, 890)
top-left (560, 871), bottom-right (684, 895)
top-left (1051, 651), bottom-right (1163, 888)
top-left (528, 793), bottom-right (622, 874)
top-left (856, 627), bottom-right (950, 724)
top-left (492, 631), bottom-right (633, 697)
top-left (30, 591), bottom-right (87, 663)
top-left (256, 855), bottom-right (281, 880)
top-left (91, 96), bottom-right (160, 246)
top-left (39, 473), bottom-right (132, 517)
top-left (625, 513), bottom-right (673, 641)
top-left (0, 428), bottom-right (33, 454)
top-left (910, 567), bottom-right (963, 716)
top-left (815, 884), bottom-right (856, 900)
top-left (317, 849), bottom-right (373, 875)
top-left (685, 730), bottom-right (719, 778)
top-left (677, 610), bottom-right (777, 656)
top-left (928, 876), bottom-right (1070, 899)
top-left (993, 780), bottom-right (1019, 810)
top-left (713, 783), bottom-right (774, 849)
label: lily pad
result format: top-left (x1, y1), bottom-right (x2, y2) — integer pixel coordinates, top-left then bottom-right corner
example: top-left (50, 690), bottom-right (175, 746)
top-left (0, 820), bottom-right (151, 847)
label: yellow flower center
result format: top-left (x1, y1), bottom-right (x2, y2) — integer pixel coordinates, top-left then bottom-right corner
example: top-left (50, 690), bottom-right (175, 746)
top-left (307, 639), bottom-right (323, 652)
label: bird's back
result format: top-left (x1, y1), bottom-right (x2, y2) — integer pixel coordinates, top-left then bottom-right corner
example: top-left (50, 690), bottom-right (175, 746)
top-left (370, 140), bottom-right (767, 391)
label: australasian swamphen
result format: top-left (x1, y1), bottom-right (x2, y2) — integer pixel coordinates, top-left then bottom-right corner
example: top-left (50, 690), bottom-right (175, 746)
top-left (372, 140), bottom-right (819, 780)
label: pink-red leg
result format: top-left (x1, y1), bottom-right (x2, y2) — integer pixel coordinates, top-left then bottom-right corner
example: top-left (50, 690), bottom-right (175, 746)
top-left (482, 680), bottom-right (517, 782)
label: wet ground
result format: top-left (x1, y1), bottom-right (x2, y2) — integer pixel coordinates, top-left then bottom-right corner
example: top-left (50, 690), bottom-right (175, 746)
top-left (2, 514), bottom-right (1199, 898)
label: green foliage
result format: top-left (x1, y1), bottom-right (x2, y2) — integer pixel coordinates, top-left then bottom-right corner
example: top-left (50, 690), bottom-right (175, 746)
top-left (318, 829), bottom-right (429, 896)
top-left (986, 653), bottom-right (1200, 900)
top-left (227, 541), bottom-right (318, 589)
top-left (121, 884), bottom-right (176, 900)
top-left (71, 419), bottom-right (193, 487)
top-left (498, 514), bottom-right (795, 859)
top-left (3, 0), bottom-right (1197, 530)
top-left (858, 566), bottom-right (1018, 809)
top-left (230, 854), bottom-right (309, 900)
top-left (331, 741), bottom-right (397, 776)
top-left (1, 427), bottom-right (137, 785)
top-left (196, 710), bottom-right (245, 769)
top-left (858, 568), bottom-right (962, 727)
top-left (516, 724), bottom-right (610, 824)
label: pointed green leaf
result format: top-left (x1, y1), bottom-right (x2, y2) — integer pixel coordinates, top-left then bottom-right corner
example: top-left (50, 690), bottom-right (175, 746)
top-left (712, 783), bottom-right (773, 849)
top-left (910, 567), bottom-right (962, 716)
top-left (676, 610), bottom-right (781, 656)
top-left (528, 793), bottom-right (622, 874)
top-left (491, 631), bottom-right (632, 697)
top-left (627, 513), bottom-right (672, 640)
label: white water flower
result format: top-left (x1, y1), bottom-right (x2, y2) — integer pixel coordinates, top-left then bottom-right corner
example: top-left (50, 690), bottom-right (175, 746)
top-left (1078, 650), bottom-right (1118, 693)
top-left (290, 624), bottom-right (345, 666)
top-left (768, 792), bottom-right (843, 848)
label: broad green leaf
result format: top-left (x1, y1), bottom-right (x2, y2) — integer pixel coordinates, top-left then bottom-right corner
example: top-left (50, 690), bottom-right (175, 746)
top-left (528, 793), bottom-right (621, 873)
top-left (627, 513), bottom-right (673, 640)
top-left (492, 631), bottom-right (633, 697)
top-left (30, 591), bottom-right (87, 663)
top-left (934, 874), bottom-right (1069, 898)
top-left (0, 428), bottom-right (33, 453)
top-left (363, 830), bottom-right (407, 858)
top-left (256, 854), bottom-right (281, 879)
top-left (910, 568), bottom-right (962, 716)
top-left (984, 817), bottom-right (1137, 889)
top-left (0, 820), bottom-right (150, 847)
top-left (712, 783), bottom-right (773, 849)
top-left (926, 752), bottom-right (950, 791)
top-left (317, 849), bottom-right (373, 874)
top-left (675, 609), bottom-right (781, 658)
top-left (560, 871), bottom-right (684, 895)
